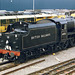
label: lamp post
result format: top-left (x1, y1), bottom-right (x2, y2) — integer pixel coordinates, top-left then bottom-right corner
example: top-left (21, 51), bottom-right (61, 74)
top-left (11, 0), bottom-right (12, 3)
top-left (33, 0), bottom-right (34, 11)
top-left (0, 0), bottom-right (1, 10)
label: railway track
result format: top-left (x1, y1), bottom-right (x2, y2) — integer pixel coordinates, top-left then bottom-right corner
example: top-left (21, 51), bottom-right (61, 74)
top-left (0, 55), bottom-right (75, 75)
top-left (29, 58), bottom-right (75, 75)
top-left (0, 61), bottom-right (16, 72)
top-left (0, 59), bottom-right (45, 75)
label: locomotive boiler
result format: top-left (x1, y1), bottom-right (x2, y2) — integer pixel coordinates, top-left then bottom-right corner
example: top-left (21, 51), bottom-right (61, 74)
top-left (0, 18), bottom-right (75, 63)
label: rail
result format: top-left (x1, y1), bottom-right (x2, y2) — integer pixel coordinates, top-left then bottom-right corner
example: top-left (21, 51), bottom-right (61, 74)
top-left (29, 58), bottom-right (75, 75)
top-left (0, 59), bottom-right (45, 75)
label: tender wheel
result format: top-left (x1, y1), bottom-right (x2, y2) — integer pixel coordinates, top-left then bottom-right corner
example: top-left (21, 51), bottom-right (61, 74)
top-left (61, 41), bottom-right (69, 50)
top-left (70, 38), bottom-right (75, 47)
top-left (56, 43), bottom-right (62, 51)
top-left (53, 43), bottom-right (62, 52)
top-left (34, 49), bottom-right (40, 56)
top-left (47, 45), bottom-right (53, 53)
top-left (53, 44), bottom-right (58, 52)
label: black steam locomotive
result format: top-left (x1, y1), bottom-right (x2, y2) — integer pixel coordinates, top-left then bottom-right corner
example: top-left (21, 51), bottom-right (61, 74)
top-left (0, 18), bottom-right (75, 63)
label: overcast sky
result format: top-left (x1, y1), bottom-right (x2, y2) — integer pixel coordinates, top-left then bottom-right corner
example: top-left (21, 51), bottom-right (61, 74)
top-left (0, 0), bottom-right (75, 11)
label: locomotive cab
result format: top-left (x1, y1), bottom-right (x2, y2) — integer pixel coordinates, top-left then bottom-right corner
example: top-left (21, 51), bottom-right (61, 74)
top-left (50, 18), bottom-right (68, 41)
top-left (67, 18), bottom-right (75, 32)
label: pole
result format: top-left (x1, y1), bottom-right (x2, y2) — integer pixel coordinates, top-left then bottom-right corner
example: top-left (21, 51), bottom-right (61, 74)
top-left (33, 0), bottom-right (34, 11)
top-left (11, 0), bottom-right (12, 3)
top-left (0, 0), bottom-right (1, 10)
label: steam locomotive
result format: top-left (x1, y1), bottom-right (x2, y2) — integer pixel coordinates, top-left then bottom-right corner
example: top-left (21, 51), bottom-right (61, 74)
top-left (0, 18), bottom-right (75, 63)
